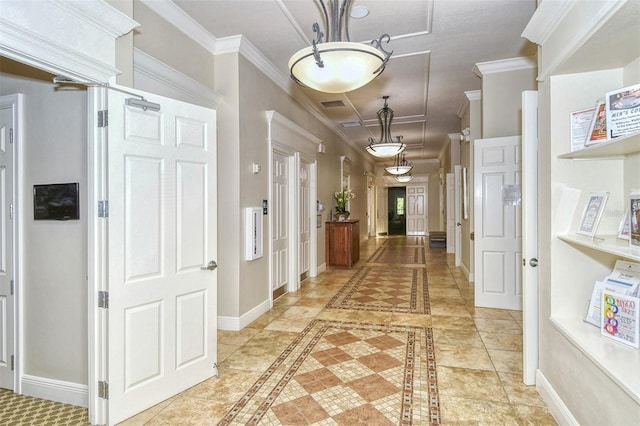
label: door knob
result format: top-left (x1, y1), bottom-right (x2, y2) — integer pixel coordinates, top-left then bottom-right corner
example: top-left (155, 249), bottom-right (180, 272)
top-left (201, 261), bottom-right (218, 271)
top-left (529, 258), bottom-right (538, 267)
top-left (456, 222), bottom-right (461, 226)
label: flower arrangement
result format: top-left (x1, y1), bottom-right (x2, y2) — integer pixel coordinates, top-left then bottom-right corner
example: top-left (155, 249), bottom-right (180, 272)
top-left (334, 188), bottom-right (355, 214)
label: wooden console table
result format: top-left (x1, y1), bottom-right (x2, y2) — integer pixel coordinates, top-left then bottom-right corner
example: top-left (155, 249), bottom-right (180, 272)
top-left (325, 220), bottom-right (359, 268)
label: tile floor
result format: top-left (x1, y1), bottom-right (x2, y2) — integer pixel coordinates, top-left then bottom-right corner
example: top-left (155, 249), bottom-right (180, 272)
top-left (1, 235), bottom-right (557, 425)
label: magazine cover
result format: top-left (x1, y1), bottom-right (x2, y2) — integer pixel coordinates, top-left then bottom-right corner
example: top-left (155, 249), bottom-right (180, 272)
top-left (606, 83), bottom-right (640, 140)
top-left (601, 291), bottom-right (640, 348)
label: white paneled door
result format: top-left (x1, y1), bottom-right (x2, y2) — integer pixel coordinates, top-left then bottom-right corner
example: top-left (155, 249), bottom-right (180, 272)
top-left (299, 160), bottom-right (310, 280)
top-left (474, 136), bottom-right (522, 310)
top-left (100, 88), bottom-right (217, 425)
top-left (446, 173), bottom-right (455, 254)
top-left (406, 185), bottom-right (427, 235)
top-left (0, 96), bottom-right (16, 391)
top-left (272, 151), bottom-right (289, 293)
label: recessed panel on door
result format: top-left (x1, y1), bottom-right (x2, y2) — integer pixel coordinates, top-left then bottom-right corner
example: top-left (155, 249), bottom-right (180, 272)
top-left (0, 296), bottom-right (6, 365)
top-left (482, 252), bottom-right (506, 294)
top-left (176, 162), bottom-right (206, 271)
top-left (125, 108), bottom-right (162, 145)
top-left (124, 301), bottom-right (163, 390)
top-left (176, 290), bottom-right (207, 368)
top-left (0, 167), bottom-right (5, 273)
top-left (125, 156), bottom-right (163, 282)
top-left (176, 117), bottom-right (207, 149)
top-left (482, 173), bottom-right (505, 238)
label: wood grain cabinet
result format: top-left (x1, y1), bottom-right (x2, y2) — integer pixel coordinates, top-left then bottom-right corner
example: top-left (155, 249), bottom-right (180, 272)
top-left (325, 220), bottom-right (359, 268)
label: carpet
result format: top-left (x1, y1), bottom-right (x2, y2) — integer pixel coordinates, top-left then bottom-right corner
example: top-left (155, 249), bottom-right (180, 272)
top-left (367, 246), bottom-right (426, 265)
top-left (326, 267), bottom-right (431, 314)
top-left (218, 320), bottom-right (440, 425)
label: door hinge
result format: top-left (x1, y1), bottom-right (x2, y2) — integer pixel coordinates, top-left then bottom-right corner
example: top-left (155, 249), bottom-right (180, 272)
top-left (10, 279), bottom-right (14, 295)
top-left (9, 128), bottom-right (13, 144)
top-left (98, 290), bottom-right (109, 309)
top-left (11, 355), bottom-right (14, 371)
top-left (98, 381), bottom-right (109, 400)
top-left (10, 203), bottom-right (14, 220)
top-left (97, 110), bottom-right (108, 128)
top-left (98, 200), bottom-right (109, 218)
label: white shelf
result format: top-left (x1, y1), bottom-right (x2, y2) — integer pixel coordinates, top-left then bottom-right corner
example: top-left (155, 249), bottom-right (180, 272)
top-left (558, 234), bottom-right (640, 262)
top-left (550, 316), bottom-right (640, 404)
top-left (559, 132), bottom-right (640, 159)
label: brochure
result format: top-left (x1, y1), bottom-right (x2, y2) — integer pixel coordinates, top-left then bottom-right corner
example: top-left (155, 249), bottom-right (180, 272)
top-left (585, 260), bottom-right (640, 327)
top-left (585, 99), bottom-right (607, 146)
top-left (570, 106), bottom-right (596, 151)
top-left (631, 192), bottom-right (640, 252)
top-left (601, 291), bottom-right (640, 348)
top-left (605, 83), bottom-right (640, 140)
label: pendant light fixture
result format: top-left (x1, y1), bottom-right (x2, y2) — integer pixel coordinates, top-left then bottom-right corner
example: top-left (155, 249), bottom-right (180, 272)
top-left (395, 173), bottom-right (413, 183)
top-left (365, 96), bottom-right (406, 158)
top-left (288, 0), bottom-right (393, 93)
top-left (385, 152), bottom-right (413, 175)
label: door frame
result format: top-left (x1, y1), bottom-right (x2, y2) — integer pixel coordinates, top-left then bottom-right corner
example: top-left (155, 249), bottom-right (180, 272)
top-left (0, 94), bottom-right (23, 394)
top-left (266, 111), bottom-right (320, 304)
top-left (454, 165), bottom-right (462, 266)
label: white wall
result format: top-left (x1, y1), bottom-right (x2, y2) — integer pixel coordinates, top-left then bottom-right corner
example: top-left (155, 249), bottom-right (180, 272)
top-left (0, 59), bottom-right (88, 386)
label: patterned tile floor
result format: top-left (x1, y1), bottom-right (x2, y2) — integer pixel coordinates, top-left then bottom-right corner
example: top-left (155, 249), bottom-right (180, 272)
top-left (1, 236), bottom-right (557, 425)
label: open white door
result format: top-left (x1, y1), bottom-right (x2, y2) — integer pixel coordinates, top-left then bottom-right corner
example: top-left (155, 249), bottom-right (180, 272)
top-left (299, 159), bottom-right (310, 280)
top-left (91, 86), bottom-right (218, 425)
top-left (0, 95), bottom-right (19, 392)
top-left (454, 166), bottom-right (462, 266)
top-left (474, 136), bottom-right (522, 310)
top-left (522, 91), bottom-right (539, 385)
top-left (271, 151), bottom-right (289, 296)
top-left (446, 173), bottom-right (455, 253)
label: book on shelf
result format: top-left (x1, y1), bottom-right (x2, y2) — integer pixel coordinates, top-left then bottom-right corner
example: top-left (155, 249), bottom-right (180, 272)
top-left (605, 83), bottom-right (640, 140)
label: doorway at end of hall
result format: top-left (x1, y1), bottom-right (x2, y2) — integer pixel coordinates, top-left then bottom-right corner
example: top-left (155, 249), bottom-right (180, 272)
top-left (388, 187), bottom-right (406, 235)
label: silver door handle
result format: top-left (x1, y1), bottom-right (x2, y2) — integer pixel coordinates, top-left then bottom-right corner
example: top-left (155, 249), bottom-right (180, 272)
top-left (456, 222), bottom-right (461, 226)
top-left (529, 258), bottom-right (538, 267)
top-left (201, 261), bottom-right (217, 271)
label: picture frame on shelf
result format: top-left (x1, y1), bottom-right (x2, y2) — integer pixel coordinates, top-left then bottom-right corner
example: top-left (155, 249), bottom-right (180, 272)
top-left (618, 207), bottom-right (630, 240)
top-left (577, 192), bottom-right (609, 237)
top-left (630, 192), bottom-right (640, 251)
top-left (606, 83), bottom-right (640, 140)
top-left (585, 99), bottom-right (607, 146)
top-left (570, 106), bottom-right (596, 151)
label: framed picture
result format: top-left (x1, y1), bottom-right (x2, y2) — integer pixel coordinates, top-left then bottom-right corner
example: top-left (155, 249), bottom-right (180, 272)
top-left (585, 99), bottom-right (607, 146)
top-left (577, 192), bottom-right (608, 237)
top-left (618, 208), bottom-right (630, 240)
top-left (630, 192), bottom-right (640, 251)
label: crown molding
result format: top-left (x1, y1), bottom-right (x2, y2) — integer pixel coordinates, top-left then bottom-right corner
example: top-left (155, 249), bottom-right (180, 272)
top-left (138, 0), bottom-right (217, 54)
top-left (133, 48), bottom-right (222, 109)
top-left (521, 0), bottom-right (574, 45)
top-left (456, 90), bottom-right (481, 118)
top-left (472, 56), bottom-right (536, 78)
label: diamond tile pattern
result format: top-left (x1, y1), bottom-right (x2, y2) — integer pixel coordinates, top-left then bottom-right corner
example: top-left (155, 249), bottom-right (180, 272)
top-left (367, 246), bottom-right (426, 265)
top-left (218, 320), bottom-right (439, 425)
top-left (327, 266), bottom-right (430, 314)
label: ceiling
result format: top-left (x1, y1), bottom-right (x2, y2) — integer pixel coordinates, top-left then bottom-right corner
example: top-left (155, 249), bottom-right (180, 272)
top-left (170, 0), bottom-right (538, 163)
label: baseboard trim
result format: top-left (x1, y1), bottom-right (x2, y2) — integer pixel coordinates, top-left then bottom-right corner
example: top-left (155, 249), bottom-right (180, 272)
top-left (218, 298), bottom-right (271, 331)
top-left (536, 370), bottom-right (578, 425)
top-left (316, 263), bottom-right (326, 274)
top-left (21, 374), bottom-right (87, 407)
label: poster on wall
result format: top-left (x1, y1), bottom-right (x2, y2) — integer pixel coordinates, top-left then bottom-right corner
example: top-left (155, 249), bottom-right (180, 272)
top-left (606, 83), bottom-right (640, 140)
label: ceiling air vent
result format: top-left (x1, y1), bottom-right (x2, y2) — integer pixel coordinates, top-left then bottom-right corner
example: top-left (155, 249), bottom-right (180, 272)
top-left (340, 121), bottom-right (361, 128)
top-left (321, 100), bottom-right (346, 108)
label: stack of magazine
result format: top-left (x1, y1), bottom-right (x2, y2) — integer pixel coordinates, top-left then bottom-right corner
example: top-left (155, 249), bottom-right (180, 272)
top-left (585, 260), bottom-right (640, 348)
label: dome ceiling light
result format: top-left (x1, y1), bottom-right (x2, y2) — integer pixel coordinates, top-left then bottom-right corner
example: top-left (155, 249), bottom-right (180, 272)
top-left (288, 0), bottom-right (393, 94)
top-left (395, 173), bottom-right (413, 183)
top-left (365, 96), bottom-right (406, 158)
top-left (385, 152), bottom-right (413, 175)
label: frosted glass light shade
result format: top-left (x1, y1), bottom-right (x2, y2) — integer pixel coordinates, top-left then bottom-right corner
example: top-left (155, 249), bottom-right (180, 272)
top-left (289, 42), bottom-right (386, 93)
top-left (385, 164), bottom-right (413, 175)
top-left (365, 142), bottom-right (406, 158)
top-left (396, 174), bottom-right (413, 183)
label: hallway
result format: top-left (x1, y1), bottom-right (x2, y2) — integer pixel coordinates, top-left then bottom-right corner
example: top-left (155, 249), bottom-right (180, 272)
top-left (0, 236), bottom-right (556, 425)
